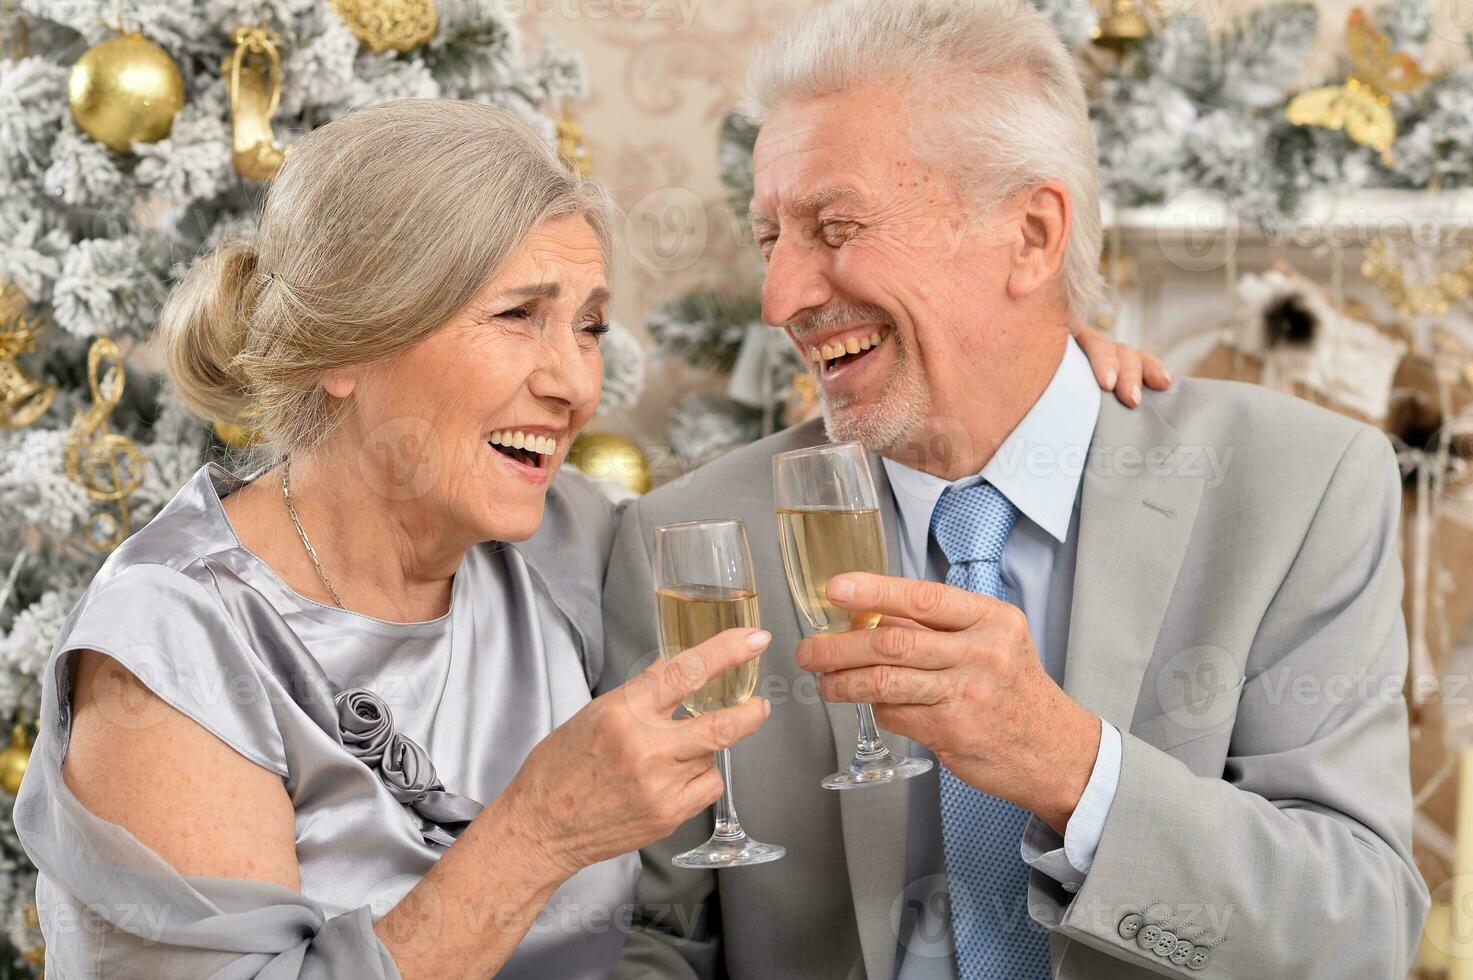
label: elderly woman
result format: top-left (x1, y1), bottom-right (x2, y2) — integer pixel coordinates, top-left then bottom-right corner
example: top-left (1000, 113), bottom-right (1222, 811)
top-left (13, 98), bottom-right (1163, 979)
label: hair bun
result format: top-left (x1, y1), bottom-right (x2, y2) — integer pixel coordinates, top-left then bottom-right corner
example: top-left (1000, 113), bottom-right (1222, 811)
top-left (159, 240), bottom-right (259, 427)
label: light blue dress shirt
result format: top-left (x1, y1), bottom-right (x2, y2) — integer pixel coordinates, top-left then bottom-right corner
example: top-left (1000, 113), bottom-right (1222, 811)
top-left (887, 336), bottom-right (1123, 978)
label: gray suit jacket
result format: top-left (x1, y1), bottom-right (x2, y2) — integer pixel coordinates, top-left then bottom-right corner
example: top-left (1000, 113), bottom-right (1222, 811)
top-left (598, 378), bottom-right (1429, 979)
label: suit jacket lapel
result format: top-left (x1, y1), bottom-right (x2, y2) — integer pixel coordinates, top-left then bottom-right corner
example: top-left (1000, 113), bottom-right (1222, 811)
top-left (1063, 396), bottom-right (1205, 729)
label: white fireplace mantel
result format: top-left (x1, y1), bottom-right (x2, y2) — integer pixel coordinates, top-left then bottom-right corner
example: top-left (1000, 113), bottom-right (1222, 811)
top-left (1097, 189), bottom-right (1473, 367)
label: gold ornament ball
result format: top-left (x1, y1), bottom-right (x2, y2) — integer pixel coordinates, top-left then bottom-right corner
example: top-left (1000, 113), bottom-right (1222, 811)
top-left (568, 432), bottom-right (651, 496)
top-left (332, 0), bottom-right (438, 53)
top-left (0, 722), bottom-right (32, 796)
top-left (68, 33), bottom-right (185, 153)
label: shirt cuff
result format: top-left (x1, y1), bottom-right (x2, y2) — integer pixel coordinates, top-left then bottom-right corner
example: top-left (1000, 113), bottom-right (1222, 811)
top-left (1020, 717), bottom-right (1122, 891)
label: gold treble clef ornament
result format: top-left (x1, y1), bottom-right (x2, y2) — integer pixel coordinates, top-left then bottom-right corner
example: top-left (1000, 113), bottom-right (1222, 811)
top-left (64, 337), bottom-right (145, 552)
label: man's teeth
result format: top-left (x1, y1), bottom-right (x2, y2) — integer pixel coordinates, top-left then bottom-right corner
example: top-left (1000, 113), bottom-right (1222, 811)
top-left (489, 430), bottom-right (557, 456)
top-left (810, 329), bottom-right (887, 364)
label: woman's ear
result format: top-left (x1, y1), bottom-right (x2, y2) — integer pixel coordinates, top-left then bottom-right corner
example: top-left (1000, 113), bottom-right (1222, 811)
top-left (321, 368), bottom-right (357, 399)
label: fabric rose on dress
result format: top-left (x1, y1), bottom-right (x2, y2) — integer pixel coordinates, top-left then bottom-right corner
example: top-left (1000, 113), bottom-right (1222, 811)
top-left (336, 688), bottom-right (394, 767)
top-left (334, 688), bottom-right (482, 847)
top-left (380, 731), bottom-right (437, 804)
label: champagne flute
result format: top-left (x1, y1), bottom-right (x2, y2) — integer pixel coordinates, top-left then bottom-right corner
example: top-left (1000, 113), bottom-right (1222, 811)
top-left (653, 519), bottom-right (785, 868)
top-left (774, 442), bottom-right (934, 790)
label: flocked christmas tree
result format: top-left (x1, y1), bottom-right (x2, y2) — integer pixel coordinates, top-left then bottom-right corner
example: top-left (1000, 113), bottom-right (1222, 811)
top-left (0, 1), bottom-right (640, 970)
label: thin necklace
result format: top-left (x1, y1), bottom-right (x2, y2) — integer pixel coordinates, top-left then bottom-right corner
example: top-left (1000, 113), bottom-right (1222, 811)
top-left (281, 458), bottom-right (345, 609)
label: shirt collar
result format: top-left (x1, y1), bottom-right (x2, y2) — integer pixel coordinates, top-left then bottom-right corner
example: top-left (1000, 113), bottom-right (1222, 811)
top-left (882, 334), bottom-right (1101, 551)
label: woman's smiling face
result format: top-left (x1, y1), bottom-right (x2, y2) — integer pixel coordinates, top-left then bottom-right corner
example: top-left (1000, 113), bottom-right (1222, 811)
top-left (336, 213), bottom-right (609, 545)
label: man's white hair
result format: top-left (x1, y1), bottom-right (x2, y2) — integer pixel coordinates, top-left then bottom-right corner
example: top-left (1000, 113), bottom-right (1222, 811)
top-left (743, 0), bottom-right (1104, 324)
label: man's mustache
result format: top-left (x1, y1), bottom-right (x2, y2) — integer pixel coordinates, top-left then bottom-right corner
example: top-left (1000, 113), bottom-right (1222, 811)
top-left (788, 302), bottom-right (894, 347)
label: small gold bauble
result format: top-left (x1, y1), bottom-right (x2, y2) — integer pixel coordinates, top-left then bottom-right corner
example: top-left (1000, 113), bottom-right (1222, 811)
top-left (1091, 0), bottom-right (1150, 48)
top-left (0, 722), bottom-right (32, 796)
top-left (568, 432), bottom-right (651, 496)
top-left (331, 0), bottom-right (437, 54)
top-left (214, 418), bottom-right (261, 448)
top-left (68, 33), bottom-right (185, 153)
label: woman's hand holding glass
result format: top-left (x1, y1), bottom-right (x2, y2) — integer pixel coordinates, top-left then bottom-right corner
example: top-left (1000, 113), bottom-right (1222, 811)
top-left (494, 625), bottom-right (773, 880)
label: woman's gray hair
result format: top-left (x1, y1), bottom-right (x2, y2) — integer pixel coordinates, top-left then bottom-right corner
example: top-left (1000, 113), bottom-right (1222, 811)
top-left (743, 0), bottom-right (1104, 323)
top-left (160, 98), bottom-right (614, 459)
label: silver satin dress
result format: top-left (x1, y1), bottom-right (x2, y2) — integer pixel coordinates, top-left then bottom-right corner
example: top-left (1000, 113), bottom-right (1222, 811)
top-left (13, 463), bottom-right (639, 978)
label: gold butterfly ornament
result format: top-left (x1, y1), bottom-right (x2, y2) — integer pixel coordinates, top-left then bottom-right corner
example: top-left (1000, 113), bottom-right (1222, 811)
top-left (1284, 8), bottom-right (1428, 165)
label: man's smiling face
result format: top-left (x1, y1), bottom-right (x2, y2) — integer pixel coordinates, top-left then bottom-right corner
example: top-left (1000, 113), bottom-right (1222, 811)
top-left (750, 81), bottom-right (1021, 458)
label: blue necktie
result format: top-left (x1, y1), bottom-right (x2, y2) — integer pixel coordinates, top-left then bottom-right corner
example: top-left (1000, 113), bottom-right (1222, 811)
top-left (930, 482), bottom-right (1051, 980)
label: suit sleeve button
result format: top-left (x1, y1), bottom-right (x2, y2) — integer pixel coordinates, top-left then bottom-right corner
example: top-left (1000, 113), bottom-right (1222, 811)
top-left (1118, 913), bottom-right (1145, 940)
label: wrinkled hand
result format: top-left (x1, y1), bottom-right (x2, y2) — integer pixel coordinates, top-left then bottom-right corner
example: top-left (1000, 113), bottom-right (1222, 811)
top-left (796, 573), bottom-right (1099, 833)
top-left (501, 627), bottom-right (772, 879)
top-left (1073, 321), bottom-right (1172, 408)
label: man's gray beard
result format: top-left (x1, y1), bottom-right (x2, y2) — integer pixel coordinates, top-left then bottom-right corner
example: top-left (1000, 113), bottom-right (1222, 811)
top-left (818, 339), bottom-right (932, 456)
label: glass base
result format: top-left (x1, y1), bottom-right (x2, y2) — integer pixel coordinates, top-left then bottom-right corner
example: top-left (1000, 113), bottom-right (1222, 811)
top-left (821, 750), bottom-right (934, 790)
top-left (672, 834), bottom-right (786, 869)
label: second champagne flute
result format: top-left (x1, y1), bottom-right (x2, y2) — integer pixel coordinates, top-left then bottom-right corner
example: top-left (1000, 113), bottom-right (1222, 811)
top-left (774, 442), bottom-right (934, 789)
top-left (653, 518), bottom-right (785, 868)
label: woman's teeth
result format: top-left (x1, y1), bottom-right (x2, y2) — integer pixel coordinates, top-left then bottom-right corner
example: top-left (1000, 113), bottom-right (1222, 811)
top-left (810, 328), bottom-right (888, 370)
top-left (490, 431), bottom-right (557, 455)
top-left (488, 430), bottom-right (557, 467)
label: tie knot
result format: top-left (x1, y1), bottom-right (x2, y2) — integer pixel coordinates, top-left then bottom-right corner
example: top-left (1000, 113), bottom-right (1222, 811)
top-left (930, 481), bottom-right (1018, 566)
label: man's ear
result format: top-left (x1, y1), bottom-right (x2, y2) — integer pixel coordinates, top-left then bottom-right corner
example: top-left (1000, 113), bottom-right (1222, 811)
top-left (1007, 181), bottom-right (1071, 302)
top-left (321, 367), bottom-right (357, 399)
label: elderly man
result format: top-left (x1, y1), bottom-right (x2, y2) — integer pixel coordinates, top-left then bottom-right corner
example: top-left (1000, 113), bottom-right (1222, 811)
top-left (600, 0), bottom-right (1428, 977)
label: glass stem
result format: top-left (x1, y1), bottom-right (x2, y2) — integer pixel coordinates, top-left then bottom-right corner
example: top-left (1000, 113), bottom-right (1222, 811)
top-left (854, 703), bottom-right (888, 759)
top-left (711, 747), bottom-right (746, 841)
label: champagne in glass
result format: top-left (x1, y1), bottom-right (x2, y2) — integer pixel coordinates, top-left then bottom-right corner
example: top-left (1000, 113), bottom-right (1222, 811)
top-left (776, 507), bottom-right (885, 633)
top-left (656, 585), bottom-right (761, 715)
top-left (774, 443), bottom-right (934, 790)
top-left (653, 519), bottom-right (785, 868)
